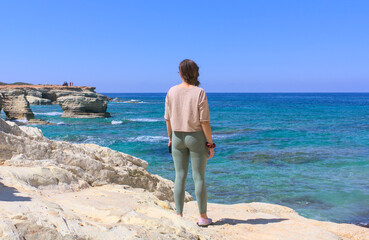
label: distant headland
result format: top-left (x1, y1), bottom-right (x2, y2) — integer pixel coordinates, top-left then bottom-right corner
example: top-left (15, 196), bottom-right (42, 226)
top-left (0, 82), bottom-right (111, 123)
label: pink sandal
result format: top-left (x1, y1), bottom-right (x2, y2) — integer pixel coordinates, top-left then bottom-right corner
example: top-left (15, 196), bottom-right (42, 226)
top-left (197, 217), bottom-right (213, 227)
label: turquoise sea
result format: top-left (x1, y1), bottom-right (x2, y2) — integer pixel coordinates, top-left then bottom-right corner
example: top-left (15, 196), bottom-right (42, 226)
top-left (3, 93), bottom-right (369, 227)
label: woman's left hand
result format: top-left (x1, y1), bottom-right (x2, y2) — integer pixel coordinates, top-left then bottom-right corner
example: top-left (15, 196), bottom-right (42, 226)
top-left (207, 147), bottom-right (215, 159)
top-left (168, 139), bottom-right (172, 146)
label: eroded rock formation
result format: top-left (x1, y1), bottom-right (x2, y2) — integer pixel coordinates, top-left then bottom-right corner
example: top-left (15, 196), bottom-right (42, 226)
top-left (26, 95), bottom-right (52, 105)
top-left (0, 89), bottom-right (34, 120)
top-left (57, 94), bottom-right (110, 118)
top-left (0, 85), bottom-right (111, 119)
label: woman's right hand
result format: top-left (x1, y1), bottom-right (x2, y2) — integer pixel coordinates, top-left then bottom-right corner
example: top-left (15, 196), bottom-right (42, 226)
top-left (207, 147), bottom-right (215, 159)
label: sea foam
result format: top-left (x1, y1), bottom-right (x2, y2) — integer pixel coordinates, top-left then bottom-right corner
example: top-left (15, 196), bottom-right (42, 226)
top-left (34, 112), bottom-right (63, 116)
top-left (126, 135), bottom-right (168, 142)
top-left (127, 118), bottom-right (163, 122)
top-left (14, 119), bottom-right (28, 123)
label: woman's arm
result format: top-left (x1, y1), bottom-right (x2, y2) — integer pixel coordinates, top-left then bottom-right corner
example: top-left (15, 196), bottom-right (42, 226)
top-left (200, 121), bottom-right (213, 143)
top-left (166, 119), bottom-right (172, 146)
top-left (200, 121), bottom-right (215, 159)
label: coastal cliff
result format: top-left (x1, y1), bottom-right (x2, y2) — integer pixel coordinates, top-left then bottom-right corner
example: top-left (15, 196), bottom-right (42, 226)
top-left (0, 118), bottom-right (368, 240)
top-left (0, 89), bottom-right (34, 120)
top-left (0, 84), bottom-right (110, 119)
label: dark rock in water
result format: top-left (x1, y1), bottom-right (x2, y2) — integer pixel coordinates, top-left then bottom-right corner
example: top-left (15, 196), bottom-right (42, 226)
top-left (7, 119), bottom-right (52, 126)
top-left (110, 97), bottom-right (126, 103)
top-left (356, 222), bottom-right (369, 228)
top-left (12, 119), bottom-right (53, 126)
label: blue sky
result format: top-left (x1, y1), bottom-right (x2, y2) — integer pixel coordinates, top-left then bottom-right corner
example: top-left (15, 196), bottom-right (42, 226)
top-left (0, 1), bottom-right (368, 93)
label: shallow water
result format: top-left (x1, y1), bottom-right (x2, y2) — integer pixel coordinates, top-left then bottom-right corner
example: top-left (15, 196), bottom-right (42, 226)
top-left (2, 93), bottom-right (368, 226)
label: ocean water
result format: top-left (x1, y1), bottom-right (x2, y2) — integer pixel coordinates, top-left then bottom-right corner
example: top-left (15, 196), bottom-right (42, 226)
top-left (2, 93), bottom-right (369, 226)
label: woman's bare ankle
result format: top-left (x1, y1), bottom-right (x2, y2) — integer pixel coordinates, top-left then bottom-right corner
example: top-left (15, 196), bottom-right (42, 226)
top-left (200, 213), bottom-right (208, 218)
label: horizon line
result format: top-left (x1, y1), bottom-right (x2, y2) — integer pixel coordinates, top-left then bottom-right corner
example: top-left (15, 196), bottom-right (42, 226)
top-left (99, 91), bottom-right (369, 94)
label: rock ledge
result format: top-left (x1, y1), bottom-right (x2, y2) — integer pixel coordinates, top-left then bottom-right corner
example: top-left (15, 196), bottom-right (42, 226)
top-left (0, 119), bottom-right (368, 240)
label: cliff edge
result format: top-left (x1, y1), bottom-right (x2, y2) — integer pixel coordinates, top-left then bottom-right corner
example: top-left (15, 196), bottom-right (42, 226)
top-left (0, 119), bottom-right (368, 240)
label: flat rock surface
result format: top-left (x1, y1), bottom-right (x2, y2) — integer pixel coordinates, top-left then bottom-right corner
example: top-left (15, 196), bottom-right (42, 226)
top-left (0, 182), bottom-right (368, 240)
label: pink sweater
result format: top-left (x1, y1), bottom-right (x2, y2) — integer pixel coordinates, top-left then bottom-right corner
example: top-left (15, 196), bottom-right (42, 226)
top-left (164, 85), bottom-right (210, 132)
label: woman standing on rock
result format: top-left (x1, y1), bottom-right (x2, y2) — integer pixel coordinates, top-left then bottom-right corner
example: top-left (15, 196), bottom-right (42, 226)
top-left (164, 59), bottom-right (215, 227)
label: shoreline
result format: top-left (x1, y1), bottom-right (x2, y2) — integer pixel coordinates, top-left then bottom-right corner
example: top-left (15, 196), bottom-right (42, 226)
top-left (0, 118), bottom-right (368, 239)
top-left (2, 89), bottom-right (367, 228)
top-left (3, 91), bottom-right (367, 228)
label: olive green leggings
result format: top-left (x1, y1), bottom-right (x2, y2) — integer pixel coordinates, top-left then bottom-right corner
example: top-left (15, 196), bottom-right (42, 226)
top-left (171, 130), bottom-right (208, 214)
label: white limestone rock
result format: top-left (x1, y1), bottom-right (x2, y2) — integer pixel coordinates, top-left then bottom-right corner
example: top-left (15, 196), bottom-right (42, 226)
top-left (57, 93), bottom-right (111, 118)
top-left (0, 118), bottom-right (192, 202)
top-left (25, 96), bottom-right (52, 105)
top-left (0, 89), bottom-right (34, 120)
top-left (1, 118), bottom-right (368, 240)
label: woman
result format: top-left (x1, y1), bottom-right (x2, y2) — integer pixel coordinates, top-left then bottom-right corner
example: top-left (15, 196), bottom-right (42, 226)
top-left (164, 59), bottom-right (215, 227)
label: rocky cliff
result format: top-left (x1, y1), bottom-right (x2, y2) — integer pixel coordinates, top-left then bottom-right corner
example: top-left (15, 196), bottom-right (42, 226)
top-left (0, 119), bottom-right (368, 240)
top-left (0, 85), bottom-right (110, 119)
top-left (0, 89), bottom-right (34, 120)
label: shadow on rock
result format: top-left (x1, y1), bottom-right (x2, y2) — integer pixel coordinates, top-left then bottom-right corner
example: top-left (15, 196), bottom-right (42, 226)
top-left (214, 218), bottom-right (289, 226)
top-left (0, 182), bottom-right (32, 202)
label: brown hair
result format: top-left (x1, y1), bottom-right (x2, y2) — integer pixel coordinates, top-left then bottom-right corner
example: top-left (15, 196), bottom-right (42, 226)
top-left (179, 59), bottom-right (200, 86)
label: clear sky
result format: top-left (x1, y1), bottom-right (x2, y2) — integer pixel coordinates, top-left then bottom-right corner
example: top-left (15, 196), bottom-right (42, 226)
top-left (0, 1), bottom-right (368, 93)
